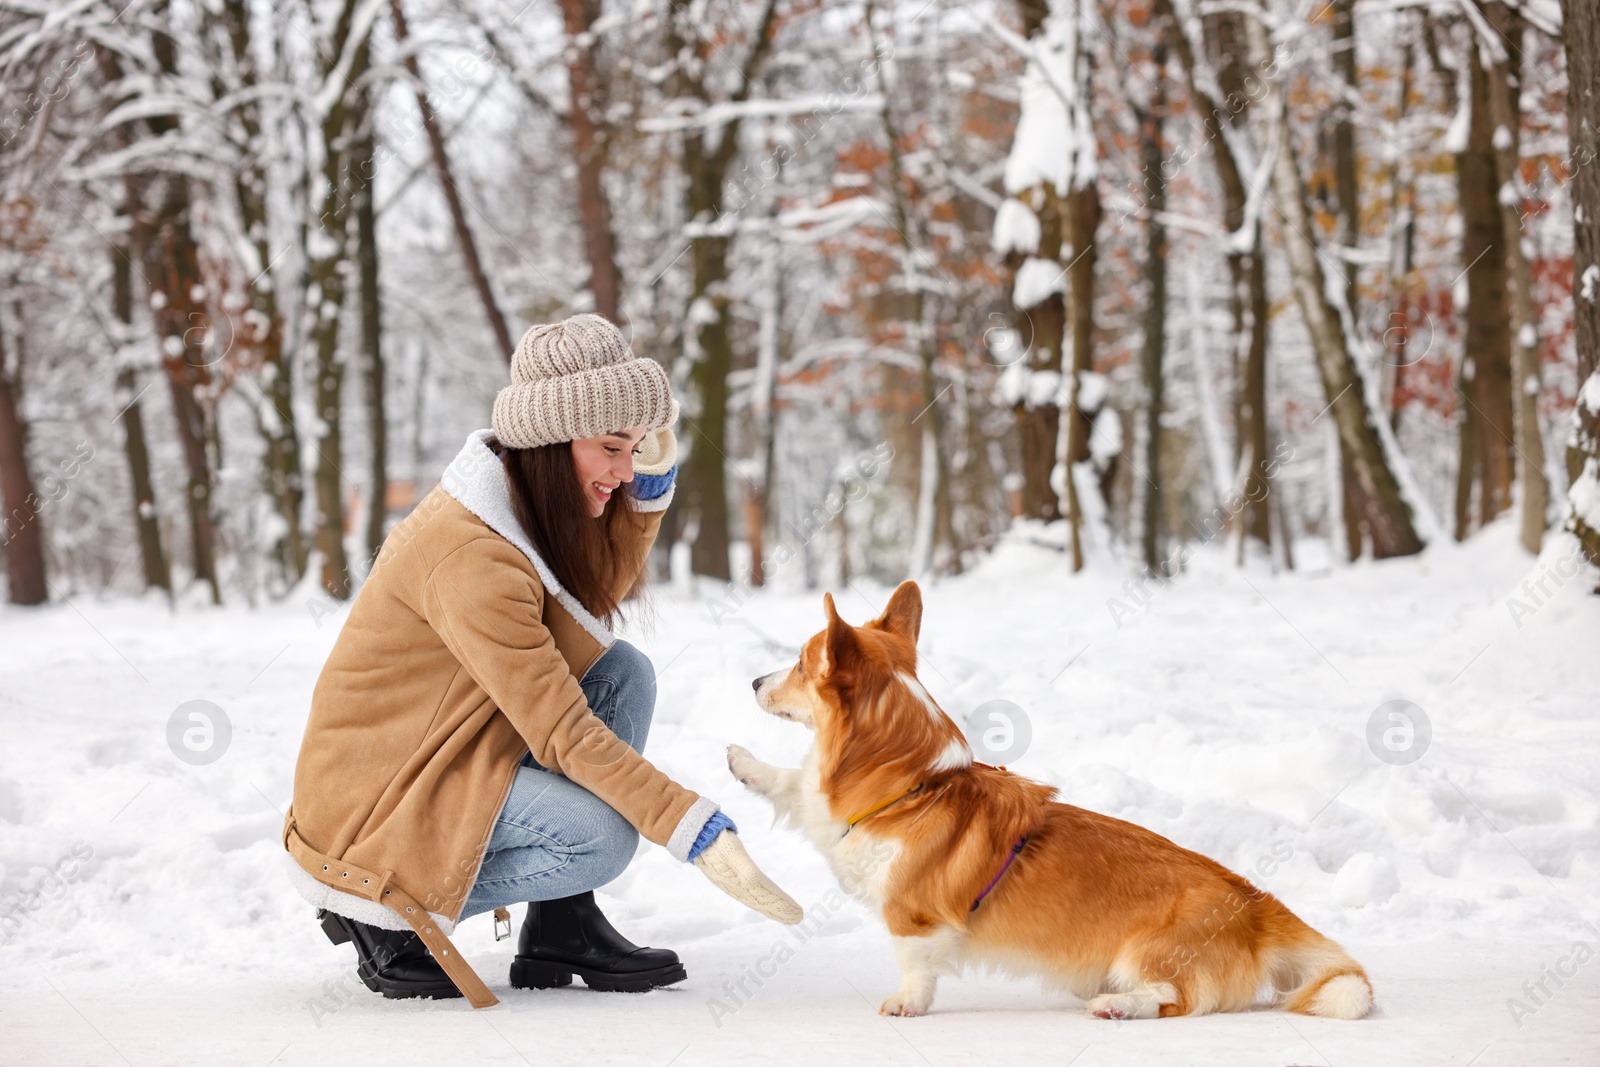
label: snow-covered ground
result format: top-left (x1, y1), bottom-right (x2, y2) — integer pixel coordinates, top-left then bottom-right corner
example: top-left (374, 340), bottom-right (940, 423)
top-left (2, 520), bottom-right (1597, 1065)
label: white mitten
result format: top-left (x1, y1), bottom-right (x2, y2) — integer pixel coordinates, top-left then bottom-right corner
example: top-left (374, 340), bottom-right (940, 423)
top-left (693, 829), bottom-right (804, 924)
top-left (634, 398), bottom-right (679, 476)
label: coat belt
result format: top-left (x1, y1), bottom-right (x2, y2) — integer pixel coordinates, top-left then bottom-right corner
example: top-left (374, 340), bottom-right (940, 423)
top-left (283, 815), bottom-right (499, 1009)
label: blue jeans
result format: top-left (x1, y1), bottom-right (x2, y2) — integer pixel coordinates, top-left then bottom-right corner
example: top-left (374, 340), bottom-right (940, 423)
top-left (459, 639), bottom-right (655, 919)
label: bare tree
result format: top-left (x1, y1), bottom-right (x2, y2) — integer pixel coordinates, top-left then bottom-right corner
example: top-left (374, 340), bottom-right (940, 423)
top-left (666, 0), bottom-right (780, 582)
top-left (562, 0), bottom-right (623, 323)
top-left (1562, 0), bottom-right (1600, 571)
top-left (1061, 38), bottom-right (1100, 574)
top-left (133, 1), bottom-right (224, 603)
top-left (305, 0), bottom-right (378, 598)
top-left (111, 223), bottom-right (172, 597)
top-left (93, 46), bottom-right (172, 596)
top-left (0, 321), bottom-right (44, 605)
top-left (868, 3), bottom-right (956, 578)
top-left (354, 93), bottom-right (387, 563)
top-left (391, 0), bottom-right (514, 360)
top-left (1136, 45), bottom-right (1168, 573)
top-left (1157, 0), bottom-right (1274, 559)
top-left (999, 0), bottom-right (1068, 527)
top-left (212, 0), bottom-right (309, 584)
top-left (1430, 11), bottom-right (1515, 535)
top-left (1328, 0), bottom-right (1366, 559)
top-left (1470, 1), bottom-right (1548, 553)
top-left (1248, 3), bottom-right (1424, 558)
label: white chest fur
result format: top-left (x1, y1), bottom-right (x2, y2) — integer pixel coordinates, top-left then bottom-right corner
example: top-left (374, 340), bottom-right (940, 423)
top-left (796, 749), bottom-right (902, 906)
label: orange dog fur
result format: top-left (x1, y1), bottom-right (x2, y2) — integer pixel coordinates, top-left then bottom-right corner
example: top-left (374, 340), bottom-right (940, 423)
top-left (729, 580), bottom-right (1373, 1020)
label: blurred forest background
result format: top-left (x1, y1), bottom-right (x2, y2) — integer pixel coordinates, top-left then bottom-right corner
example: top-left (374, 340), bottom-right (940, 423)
top-left (0, 0), bottom-right (1596, 608)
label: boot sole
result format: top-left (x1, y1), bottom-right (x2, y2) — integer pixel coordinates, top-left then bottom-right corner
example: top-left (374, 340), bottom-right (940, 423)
top-left (364, 972), bottom-right (465, 1000)
top-left (510, 956), bottom-right (687, 993)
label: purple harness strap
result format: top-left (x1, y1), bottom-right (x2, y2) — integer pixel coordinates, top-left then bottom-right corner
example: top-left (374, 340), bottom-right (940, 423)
top-left (969, 834), bottom-right (1029, 913)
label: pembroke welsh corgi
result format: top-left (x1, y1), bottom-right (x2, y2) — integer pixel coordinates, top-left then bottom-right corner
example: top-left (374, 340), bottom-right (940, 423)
top-left (728, 580), bottom-right (1372, 1020)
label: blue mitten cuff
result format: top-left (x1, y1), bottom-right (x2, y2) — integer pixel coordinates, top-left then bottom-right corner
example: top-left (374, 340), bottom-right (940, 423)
top-left (632, 465), bottom-right (676, 502)
top-left (687, 810), bottom-right (738, 863)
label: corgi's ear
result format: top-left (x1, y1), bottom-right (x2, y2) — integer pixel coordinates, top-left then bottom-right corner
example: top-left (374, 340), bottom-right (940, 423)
top-left (820, 591), bottom-right (861, 678)
top-left (872, 580), bottom-right (922, 644)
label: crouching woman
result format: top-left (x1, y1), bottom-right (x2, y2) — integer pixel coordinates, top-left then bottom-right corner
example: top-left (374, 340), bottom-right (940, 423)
top-left (282, 315), bottom-right (799, 1007)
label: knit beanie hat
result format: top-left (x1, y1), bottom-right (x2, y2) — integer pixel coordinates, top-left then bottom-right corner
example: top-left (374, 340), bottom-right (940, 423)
top-left (491, 314), bottom-right (676, 449)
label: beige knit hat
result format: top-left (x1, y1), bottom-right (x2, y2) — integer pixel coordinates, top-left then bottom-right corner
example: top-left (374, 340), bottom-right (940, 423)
top-left (491, 314), bottom-right (677, 448)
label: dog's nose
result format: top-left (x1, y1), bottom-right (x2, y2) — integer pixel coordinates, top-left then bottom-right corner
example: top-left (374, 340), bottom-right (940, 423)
top-left (751, 677), bottom-right (761, 691)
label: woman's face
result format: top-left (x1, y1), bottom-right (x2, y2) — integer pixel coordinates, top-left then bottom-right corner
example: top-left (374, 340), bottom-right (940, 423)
top-left (571, 427), bottom-right (649, 517)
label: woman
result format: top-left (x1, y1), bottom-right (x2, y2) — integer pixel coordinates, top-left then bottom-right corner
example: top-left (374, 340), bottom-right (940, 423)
top-left (283, 315), bottom-right (799, 1008)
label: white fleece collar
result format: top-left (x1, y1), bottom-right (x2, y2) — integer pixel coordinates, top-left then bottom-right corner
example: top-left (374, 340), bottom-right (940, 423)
top-left (284, 855), bottom-right (457, 934)
top-left (439, 429), bottom-right (616, 648)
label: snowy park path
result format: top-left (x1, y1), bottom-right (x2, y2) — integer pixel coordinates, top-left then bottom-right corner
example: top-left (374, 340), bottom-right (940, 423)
top-left (2, 523), bottom-right (1598, 1064)
top-left (5, 941), bottom-right (1597, 1065)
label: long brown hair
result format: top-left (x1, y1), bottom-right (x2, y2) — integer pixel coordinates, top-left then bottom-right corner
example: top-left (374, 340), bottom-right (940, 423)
top-left (490, 437), bottom-right (647, 627)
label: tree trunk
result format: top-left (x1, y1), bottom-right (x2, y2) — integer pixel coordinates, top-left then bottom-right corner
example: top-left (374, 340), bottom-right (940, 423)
top-left (1385, 36), bottom-right (1419, 435)
top-left (111, 228), bottom-right (171, 595)
top-left (1250, 11), bottom-right (1423, 558)
top-left (682, 163), bottom-right (735, 582)
top-left (1013, 230), bottom-right (1067, 525)
top-left (1561, 0), bottom-right (1600, 570)
top-left (1009, 0), bottom-right (1064, 525)
top-left (562, 0), bottom-right (622, 324)
top-left (1459, 28), bottom-right (1516, 529)
top-left (870, 11), bottom-right (952, 578)
top-left (138, 178), bottom-right (222, 603)
top-left (750, 223), bottom-right (783, 588)
top-left (139, 3), bottom-right (221, 603)
top-left (1418, 13), bottom-right (1487, 543)
top-left (1331, 0), bottom-right (1360, 313)
top-left (1339, 452), bottom-right (1364, 558)
top-left (669, 0), bottom-right (779, 582)
top-left (1477, 2), bottom-right (1548, 553)
top-left (355, 107), bottom-right (387, 564)
top-left (0, 327), bottom-right (46, 606)
top-left (1138, 54), bottom-right (1168, 573)
top-left (1239, 246), bottom-right (1270, 547)
top-left (94, 50), bottom-right (176, 600)
top-left (390, 0), bottom-right (514, 361)
top-left (1155, 0), bottom-right (1271, 556)
top-left (1453, 355), bottom-right (1479, 541)
top-left (1011, 188), bottom-right (1067, 526)
top-left (1331, 0), bottom-right (1367, 559)
top-left (1063, 180), bottom-right (1100, 573)
top-left (217, 0), bottom-right (307, 585)
top-left (306, 5), bottom-right (372, 599)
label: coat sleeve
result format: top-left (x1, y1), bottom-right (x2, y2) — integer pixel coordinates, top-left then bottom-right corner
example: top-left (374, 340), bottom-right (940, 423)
top-left (420, 537), bottom-right (705, 853)
top-left (611, 432), bottom-right (675, 605)
top-left (610, 503), bottom-right (667, 606)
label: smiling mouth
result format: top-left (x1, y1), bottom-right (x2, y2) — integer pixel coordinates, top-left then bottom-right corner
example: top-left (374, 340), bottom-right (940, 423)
top-left (591, 482), bottom-right (617, 502)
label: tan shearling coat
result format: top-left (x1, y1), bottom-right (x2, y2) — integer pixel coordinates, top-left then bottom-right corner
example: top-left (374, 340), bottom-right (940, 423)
top-left (282, 430), bottom-right (713, 1007)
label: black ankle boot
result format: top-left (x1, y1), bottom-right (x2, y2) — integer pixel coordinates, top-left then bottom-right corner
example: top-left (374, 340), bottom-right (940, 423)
top-left (509, 891), bottom-right (686, 992)
top-left (319, 909), bottom-right (463, 1000)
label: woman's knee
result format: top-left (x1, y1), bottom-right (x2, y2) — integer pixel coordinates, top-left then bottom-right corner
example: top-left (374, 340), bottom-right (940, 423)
top-left (579, 805), bottom-right (639, 886)
top-left (600, 640), bottom-right (656, 704)
top-left (584, 639), bottom-right (656, 750)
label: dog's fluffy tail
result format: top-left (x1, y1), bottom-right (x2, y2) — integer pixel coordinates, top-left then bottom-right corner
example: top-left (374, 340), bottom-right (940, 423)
top-left (1261, 914), bottom-right (1373, 1019)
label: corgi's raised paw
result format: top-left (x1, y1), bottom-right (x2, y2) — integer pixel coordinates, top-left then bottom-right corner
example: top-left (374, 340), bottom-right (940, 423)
top-left (726, 744), bottom-right (775, 793)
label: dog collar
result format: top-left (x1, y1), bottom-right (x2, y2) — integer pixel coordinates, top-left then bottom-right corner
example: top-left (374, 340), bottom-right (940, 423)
top-left (969, 834), bottom-right (1029, 912)
top-left (844, 781), bottom-right (926, 830)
